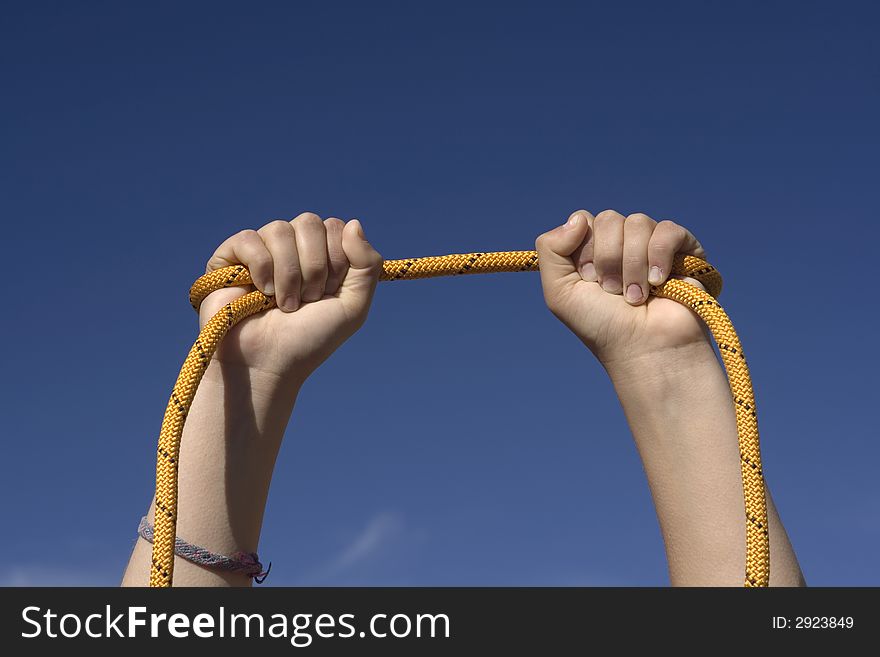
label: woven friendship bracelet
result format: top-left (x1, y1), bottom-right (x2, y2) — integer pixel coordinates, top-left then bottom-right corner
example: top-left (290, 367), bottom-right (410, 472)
top-left (138, 516), bottom-right (270, 582)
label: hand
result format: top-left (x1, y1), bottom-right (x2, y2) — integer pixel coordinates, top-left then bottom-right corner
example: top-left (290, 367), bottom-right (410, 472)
top-left (199, 213), bottom-right (383, 386)
top-left (535, 210), bottom-right (711, 368)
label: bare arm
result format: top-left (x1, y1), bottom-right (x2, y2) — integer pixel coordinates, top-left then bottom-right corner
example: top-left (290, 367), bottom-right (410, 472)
top-left (604, 344), bottom-right (805, 586)
top-left (536, 209), bottom-right (805, 586)
top-left (123, 213), bottom-right (382, 586)
top-left (122, 364), bottom-right (299, 586)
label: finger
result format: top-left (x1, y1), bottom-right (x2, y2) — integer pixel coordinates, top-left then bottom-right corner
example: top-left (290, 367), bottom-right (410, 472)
top-left (622, 213), bottom-right (657, 306)
top-left (257, 220), bottom-right (300, 312)
top-left (338, 219), bottom-right (383, 321)
top-left (592, 209), bottom-right (625, 294)
top-left (647, 220), bottom-right (707, 287)
top-left (324, 218), bottom-right (349, 295)
top-left (672, 275), bottom-right (707, 293)
top-left (290, 212), bottom-right (328, 304)
top-left (535, 211), bottom-right (592, 302)
top-left (206, 229), bottom-right (274, 295)
top-left (571, 212), bottom-right (597, 282)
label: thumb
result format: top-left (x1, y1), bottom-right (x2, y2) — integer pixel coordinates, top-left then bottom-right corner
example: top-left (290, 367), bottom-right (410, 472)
top-left (339, 219), bottom-right (383, 319)
top-left (535, 211), bottom-right (592, 299)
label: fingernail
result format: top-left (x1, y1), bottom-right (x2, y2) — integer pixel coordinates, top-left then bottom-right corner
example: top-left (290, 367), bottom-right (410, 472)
top-left (263, 282), bottom-right (275, 296)
top-left (625, 283), bottom-right (642, 303)
top-left (580, 262), bottom-right (597, 281)
top-left (648, 266), bottom-right (662, 285)
top-left (282, 296), bottom-right (299, 312)
top-left (601, 276), bottom-right (622, 294)
top-left (352, 219), bottom-right (365, 238)
top-left (566, 213), bottom-right (581, 228)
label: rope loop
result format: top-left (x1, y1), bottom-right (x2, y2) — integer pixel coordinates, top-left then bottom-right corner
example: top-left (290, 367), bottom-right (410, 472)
top-left (151, 251), bottom-right (768, 588)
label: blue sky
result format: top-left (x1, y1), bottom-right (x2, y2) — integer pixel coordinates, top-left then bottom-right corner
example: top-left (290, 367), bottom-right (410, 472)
top-left (1, 1), bottom-right (877, 586)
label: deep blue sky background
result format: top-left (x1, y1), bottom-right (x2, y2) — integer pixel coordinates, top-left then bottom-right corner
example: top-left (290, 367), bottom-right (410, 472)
top-left (1, 1), bottom-right (877, 586)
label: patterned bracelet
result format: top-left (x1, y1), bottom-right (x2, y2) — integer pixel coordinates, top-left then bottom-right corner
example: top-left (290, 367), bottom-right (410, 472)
top-left (137, 516), bottom-right (271, 583)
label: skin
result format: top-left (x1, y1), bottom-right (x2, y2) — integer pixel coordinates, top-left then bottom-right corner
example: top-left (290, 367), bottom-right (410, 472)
top-left (536, 210), bottom-right (804, 586)
top-left (122, 209), bottom-right (805, 587)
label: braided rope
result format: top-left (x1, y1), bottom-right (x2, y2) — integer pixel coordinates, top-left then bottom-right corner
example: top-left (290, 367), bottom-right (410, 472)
top-left (152, 251), bottom-right (768, 587)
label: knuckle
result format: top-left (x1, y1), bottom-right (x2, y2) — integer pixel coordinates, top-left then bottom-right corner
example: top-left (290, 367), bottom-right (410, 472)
top-left (594, 209), bottom-right (623, 224)
top-left (236, 228), bottom-right (260, 242)
top-left (626, 212), bottom-right (654, 227)
top-left (656, 219), bottom-right (681, 234)
top-left (262, 219), bottom-right (291, 234)
top-left (324, 217), bottom-right (345, 229)
top-left (292, 212), bottom-right (323, 226)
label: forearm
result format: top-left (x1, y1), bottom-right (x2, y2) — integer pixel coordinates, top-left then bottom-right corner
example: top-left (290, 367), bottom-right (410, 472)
top-left (603, 340), bottom-right (805, 586)
top-left (122, 361), bottom-right (299, 586)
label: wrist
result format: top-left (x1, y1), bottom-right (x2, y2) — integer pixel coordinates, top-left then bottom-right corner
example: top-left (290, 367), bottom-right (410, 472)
top-left (194, 359), bottom-right (301, 466)
top-left (599, 338), bottom-right (719, 389)
top-left (601, 338), bottom-right (737, 461)
top-left (203, 356), bottom-right (306, 401)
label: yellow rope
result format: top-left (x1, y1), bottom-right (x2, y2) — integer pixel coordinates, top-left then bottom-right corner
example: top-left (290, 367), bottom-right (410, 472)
top-left (150, 251), bottom-right (769, 587)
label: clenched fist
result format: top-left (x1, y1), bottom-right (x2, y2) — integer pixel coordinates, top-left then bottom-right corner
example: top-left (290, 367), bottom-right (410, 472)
top-left (536, 210), bottom-right (711, 367)
top-left (199, 212), bottom-right (383, 385)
